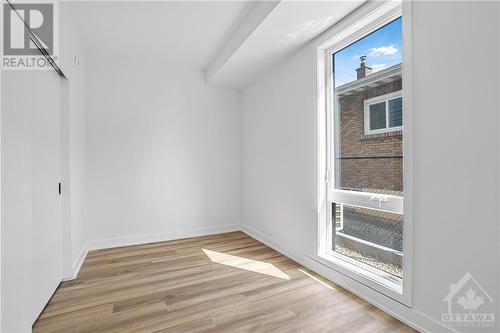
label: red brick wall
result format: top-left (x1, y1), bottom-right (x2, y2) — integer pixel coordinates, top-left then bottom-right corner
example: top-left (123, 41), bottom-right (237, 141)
top-left (337, 79), bottom-right (403, 193)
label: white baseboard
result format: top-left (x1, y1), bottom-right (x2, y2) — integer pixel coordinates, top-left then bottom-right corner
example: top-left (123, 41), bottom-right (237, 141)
top-left (63, 224), bottom-right (240, 281)
top-left (86, 224), bottom-right (240, 251)
top-left (65, 244), bottom-right (89, 281)
top-left (240, 223), bottom-right (453, 333)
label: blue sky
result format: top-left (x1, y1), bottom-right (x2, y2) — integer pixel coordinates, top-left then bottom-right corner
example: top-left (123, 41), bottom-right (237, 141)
top-left (334, 17), bottom-right (402, 87)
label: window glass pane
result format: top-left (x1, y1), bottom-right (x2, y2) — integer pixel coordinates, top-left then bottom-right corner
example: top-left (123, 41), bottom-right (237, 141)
top-left (333, 18), bottom-right (403, 195)
top-left (330, 17), bottom-right (404, 279)
top-left (369, 102), bottom-right (386, 130)
top-left (388, 97), bottom-right (402, 128)
top-left (332, 203), bottom-right (402, 278)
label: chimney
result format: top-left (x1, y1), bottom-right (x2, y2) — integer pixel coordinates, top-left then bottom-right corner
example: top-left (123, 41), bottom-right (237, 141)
top-left (356, 55), bottom-right (372, 79)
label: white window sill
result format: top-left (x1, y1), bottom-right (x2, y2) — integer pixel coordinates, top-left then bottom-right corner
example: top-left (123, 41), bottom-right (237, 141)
top-left (361, 130), bottom-right (403, 140)
top-left (316, 251), bottom-right (405, 302)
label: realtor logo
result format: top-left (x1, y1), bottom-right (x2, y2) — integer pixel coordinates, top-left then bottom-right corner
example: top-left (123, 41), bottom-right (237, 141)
top-left (3, 3), bottom-right (53, 55)
top-left (441, 273), bottom-right (495, 329)
top-left (2, 2), bottom-right (57, 70)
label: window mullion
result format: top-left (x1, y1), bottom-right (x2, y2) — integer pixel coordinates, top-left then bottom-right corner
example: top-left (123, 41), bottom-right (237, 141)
top-left (328, 189), bottom-right (403, 214)
top-left (385, 100), bottom-right (389, 129)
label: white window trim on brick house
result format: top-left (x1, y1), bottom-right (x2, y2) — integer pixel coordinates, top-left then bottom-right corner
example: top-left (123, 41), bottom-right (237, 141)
top-left (364, 91), bottom-right (403, 135)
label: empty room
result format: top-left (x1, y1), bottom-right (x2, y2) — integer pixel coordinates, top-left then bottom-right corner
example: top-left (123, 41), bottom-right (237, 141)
top-left (1, 0), bottom-right (499, 332)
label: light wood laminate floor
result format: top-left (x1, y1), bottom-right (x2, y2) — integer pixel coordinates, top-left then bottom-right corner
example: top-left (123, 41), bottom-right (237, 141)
top-left (33, 232), bottom-right (416, 333)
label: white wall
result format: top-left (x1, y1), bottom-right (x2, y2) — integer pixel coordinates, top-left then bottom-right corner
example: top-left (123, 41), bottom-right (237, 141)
top-left (59, 3), bottom-right (87, 277)
top-left (0, 20), bottom-right (3, 332)
top-left (410, 2), bottom-right (498, 328)
top-left (84, 55), bottom-right (241, 246)
top-left (241, 1), bottom-right (499, 332)
top-left (242, 45), bottom-right (316, 256)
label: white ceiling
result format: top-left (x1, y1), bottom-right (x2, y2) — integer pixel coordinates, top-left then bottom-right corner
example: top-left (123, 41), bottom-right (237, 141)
top-left (63, 1), bottom-right (365, 89)
top-left (62, 1), bottom-right (251, 68)
top-left (207, 0), bottom-right (364, 89)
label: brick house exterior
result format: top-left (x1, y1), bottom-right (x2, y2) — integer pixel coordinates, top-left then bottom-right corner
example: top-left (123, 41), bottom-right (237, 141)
top-left (333, 59), bottom-right (404, 267)
top-left (336, 62), bottom-right (403, 195)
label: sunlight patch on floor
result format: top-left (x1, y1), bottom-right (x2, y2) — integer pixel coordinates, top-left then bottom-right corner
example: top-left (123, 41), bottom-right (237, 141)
top-left (299, 269), bottom-right (336, 290)
top-left (202, 249), bottom-right (290, 280)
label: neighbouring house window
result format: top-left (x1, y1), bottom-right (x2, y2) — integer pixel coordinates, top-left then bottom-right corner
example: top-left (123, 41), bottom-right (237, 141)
top-left (364, 92), bottom-right (403, 134)
top-left (321, 14), bottom-right (406, 295)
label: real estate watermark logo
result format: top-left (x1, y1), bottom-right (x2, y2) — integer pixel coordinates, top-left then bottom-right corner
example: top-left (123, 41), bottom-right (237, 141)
top-left (441, 272), bottom-right (495, 329)
top-left (2, 1), bottom-right (57, 70)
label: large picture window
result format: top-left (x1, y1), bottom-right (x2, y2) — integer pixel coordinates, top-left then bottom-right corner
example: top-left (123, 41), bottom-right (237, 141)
top-left (317, 3), bottom-right (410, 304)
